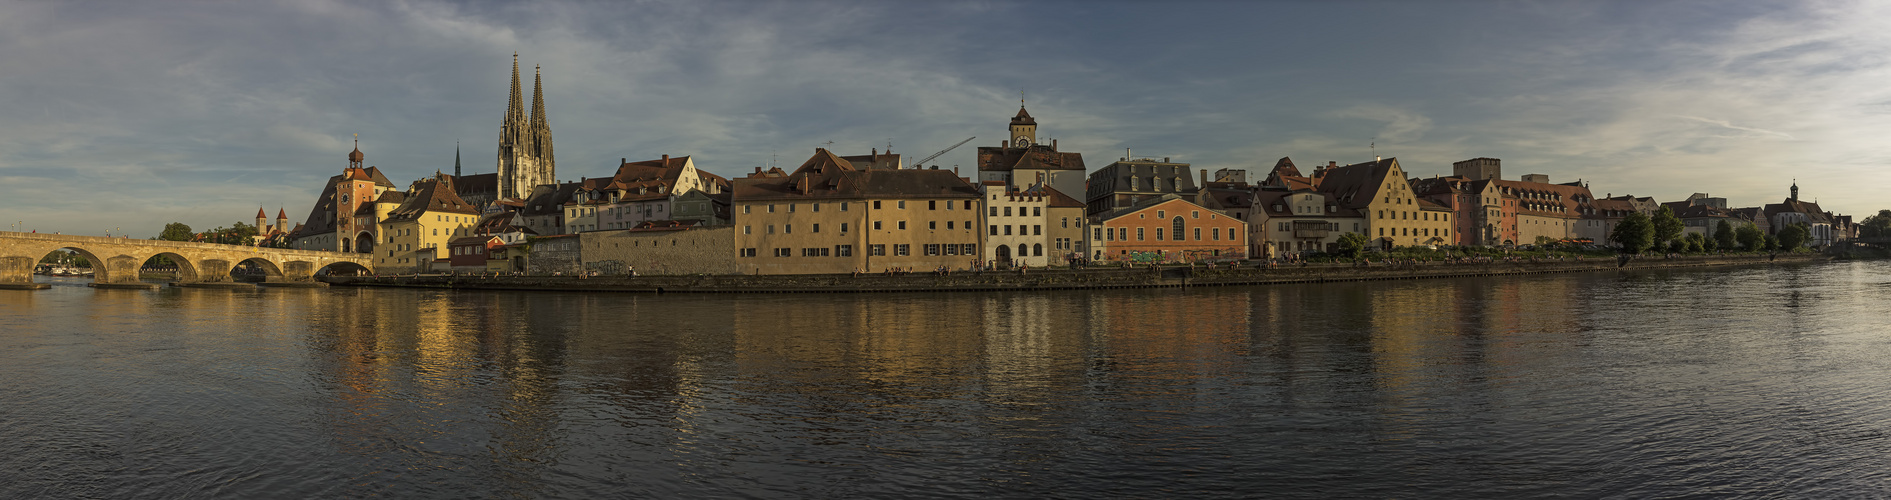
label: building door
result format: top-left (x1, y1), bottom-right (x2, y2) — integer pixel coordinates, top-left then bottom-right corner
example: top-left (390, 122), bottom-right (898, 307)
top-left (996, 244), bottom-right (1011, 265)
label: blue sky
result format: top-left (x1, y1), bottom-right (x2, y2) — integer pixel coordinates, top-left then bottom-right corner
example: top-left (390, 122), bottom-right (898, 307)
top-left (2, 0), bottom-right (1885, 237)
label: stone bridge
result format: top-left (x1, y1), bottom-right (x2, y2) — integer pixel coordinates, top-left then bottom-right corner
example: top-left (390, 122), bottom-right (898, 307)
top-left (0, 231), bottom-right (372, 287)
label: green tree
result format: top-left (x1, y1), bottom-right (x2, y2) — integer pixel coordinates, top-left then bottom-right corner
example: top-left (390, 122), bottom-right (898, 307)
top-left (1684, 232), bottom-right (1706, 253)
top-left (1735, 223), bottom-right (1763, 251)
top-left (1713, 220), bottom-right (1737, 250)
top-left (1652, 206), bottom-right (1684, 249)
top-left (158, 222), bottom-right (193, 241)
top-left (1762, 233), bottom-right (1780, 252)
top-left (1862, 210), bottom-right (1891, 239)
top-left (1777, 224), bottom-right (1808, 251)
top-left (1335, 232), bottom-right (1368, 257)
top-left (1610, 211), bottom-right (1655, 254)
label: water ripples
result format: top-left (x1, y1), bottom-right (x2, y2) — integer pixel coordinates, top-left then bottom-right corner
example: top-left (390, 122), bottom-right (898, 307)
top-left (4, 262), bottom-right (1891, 497)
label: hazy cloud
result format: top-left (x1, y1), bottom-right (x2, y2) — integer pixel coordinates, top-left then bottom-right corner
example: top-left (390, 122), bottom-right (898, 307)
top-left (0, 0), bottom-right (1886, 237)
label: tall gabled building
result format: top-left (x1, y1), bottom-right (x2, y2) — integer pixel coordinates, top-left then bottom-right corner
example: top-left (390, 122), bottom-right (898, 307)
top-left (497, 54), bottom-right (556, 201)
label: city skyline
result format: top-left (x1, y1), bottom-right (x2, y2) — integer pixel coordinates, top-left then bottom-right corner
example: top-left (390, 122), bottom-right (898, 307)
top-left (1, 1), bottom-right (1884, 237)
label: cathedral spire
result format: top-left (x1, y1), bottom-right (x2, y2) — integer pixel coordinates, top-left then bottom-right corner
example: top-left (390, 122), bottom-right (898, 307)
top-left (454, 141), bottom-right (461, 178)
top-left (529, 64), bottom-right (555, 181)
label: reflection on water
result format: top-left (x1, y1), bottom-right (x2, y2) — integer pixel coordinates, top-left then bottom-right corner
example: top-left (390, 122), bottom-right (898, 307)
top-left (5, 263), bottom-right (1891, 497)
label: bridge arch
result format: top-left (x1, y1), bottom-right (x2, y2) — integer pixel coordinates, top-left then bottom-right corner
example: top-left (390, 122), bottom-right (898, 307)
top-left (230, 256), bottom-right (284, 282)
top-left (313, 261), bottom-right (372, 277)
top-left (26, 246), bottom-right (109, 282)
top-left (137, 251), bottom-right (201, 283)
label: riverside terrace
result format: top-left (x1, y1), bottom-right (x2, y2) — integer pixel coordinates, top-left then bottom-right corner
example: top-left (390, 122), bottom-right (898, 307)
top-left (323, 252), bottom-right (1828, 293)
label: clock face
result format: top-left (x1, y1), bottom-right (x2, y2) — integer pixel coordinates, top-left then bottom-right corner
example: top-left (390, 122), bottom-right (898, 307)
top-left (1014, 137), bottom-right (1030, 147)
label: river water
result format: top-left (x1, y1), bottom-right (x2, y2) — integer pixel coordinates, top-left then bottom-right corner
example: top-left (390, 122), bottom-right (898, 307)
top-left (3, 261), bottom-right (1890, 498)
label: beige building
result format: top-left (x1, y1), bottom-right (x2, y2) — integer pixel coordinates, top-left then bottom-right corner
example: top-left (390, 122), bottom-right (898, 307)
top-left (731, 149), bottom-right (984, 274)
top-left (1313, 158), bottom-right (1453, 250)
top-left (377, 174), bottom-right (483, 273)
top-left (978, 180), bottom-right (1088, 267)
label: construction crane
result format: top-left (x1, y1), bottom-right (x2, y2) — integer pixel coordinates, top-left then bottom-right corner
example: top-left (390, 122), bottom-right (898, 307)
top-left (911, 136), bottom-right (975, 168)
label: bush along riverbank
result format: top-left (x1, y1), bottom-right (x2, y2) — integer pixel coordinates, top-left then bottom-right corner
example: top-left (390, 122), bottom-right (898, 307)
top-left (323, 252), bottom-right (1829, 294)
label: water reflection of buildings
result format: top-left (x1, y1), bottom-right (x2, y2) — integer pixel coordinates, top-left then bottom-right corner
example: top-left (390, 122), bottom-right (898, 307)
top-left (306, 288), bottom-right (577, 495)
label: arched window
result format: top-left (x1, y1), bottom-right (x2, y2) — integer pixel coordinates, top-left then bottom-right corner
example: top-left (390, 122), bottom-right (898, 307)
top-left (1017, 244), bottom-right (1028, 258)
top-left (1034, 244), bottom-right (1043, 256)
top-left (1172, 216), bottom-right (1186, 240)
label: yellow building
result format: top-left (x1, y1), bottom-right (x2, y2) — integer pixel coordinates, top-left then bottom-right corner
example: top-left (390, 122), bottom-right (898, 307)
top-left (1313, 158), bottom-right (1454, 250)
top-left (377, 174), bottom-right (483, 273)
top-left (731, 149), bottom-right (984, 274)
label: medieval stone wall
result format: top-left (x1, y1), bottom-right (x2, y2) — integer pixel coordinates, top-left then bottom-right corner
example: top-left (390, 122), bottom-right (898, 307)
top-left (580, 227), bottom-right (738, 275)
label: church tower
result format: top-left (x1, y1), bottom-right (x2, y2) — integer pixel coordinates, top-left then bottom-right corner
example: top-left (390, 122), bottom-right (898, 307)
top-left (497, 54), bottom-right (555, 200)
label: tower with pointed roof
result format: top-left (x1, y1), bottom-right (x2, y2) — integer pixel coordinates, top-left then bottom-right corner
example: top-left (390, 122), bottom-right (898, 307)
top-left (497, 54), bottom-right (556, 201)
top-left (1010, 104), bottom-right (1037, 148)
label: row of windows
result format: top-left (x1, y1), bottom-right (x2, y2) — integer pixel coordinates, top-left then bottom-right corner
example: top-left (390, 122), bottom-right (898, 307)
top-left (742, 200), bottom-right (974, 214)
top-left (1094, 224), bottom-right (1237, 242)
top-left (990, 225), bottom-right (1042, 236)
top-left (988, 206), bottom-right (1043, 217)
top-left (1379, 227), bottom-right (1449, 237)
top-left (743, 220), bottom-right (977, 234)
top-left (1277, 222), bottom-right (1341, 232)
top-left (1377, 210), bottom-right (1448, 222)
top-left (744, 244), bottom-right (982, 258)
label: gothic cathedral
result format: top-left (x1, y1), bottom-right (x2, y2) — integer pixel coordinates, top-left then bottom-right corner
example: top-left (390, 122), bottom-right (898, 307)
top-left (498, 54), bottom-right (556, 201)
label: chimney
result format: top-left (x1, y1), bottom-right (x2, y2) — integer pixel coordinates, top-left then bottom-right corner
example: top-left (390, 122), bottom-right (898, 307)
top-left (1200, 169), bottom-right (1207, 186)
top-left (621, 158), bottom-right (626, 164)
top-left (1052, 139), bottom-right (1058, 149)
top-left (1328, 161), bottom-right (1337, 168)
top-left (872, 148), bottom-right (877, 156)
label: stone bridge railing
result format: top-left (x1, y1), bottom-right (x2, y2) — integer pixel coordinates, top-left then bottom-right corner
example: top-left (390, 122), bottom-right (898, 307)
top-left (0, 231), bottom-right (372, 285)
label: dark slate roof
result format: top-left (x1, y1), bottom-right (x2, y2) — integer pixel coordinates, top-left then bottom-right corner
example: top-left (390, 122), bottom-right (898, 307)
top-left (840, 151), bottom-right (902, 170)
top-left (1252, 189), bottom-right (1363, 218)
top-left (1011, 106), bottom-right (1035, 125)
top-left (975, 143), bottom-right (1085, 172)
top-left (522, 182), bottom-right (582, 216)
top-left (732, 148), bottom-right (980, 202)
top-left (473, 212), bottom-right (536, 235)
top-left (386, 175), bottom-right (482, 222)
top-left (454, 173), bottom-right (498, 197)
top-left (1312, 157), bottom-right (1398, 209)
top-left (292, 175), bottom-right (343, 238)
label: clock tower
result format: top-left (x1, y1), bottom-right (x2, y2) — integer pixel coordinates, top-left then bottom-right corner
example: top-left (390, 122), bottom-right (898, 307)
top-left (1009, 105), bottom-right (1037, 148)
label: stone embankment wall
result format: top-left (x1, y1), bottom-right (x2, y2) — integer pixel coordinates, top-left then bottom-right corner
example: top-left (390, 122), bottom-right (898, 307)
top-left (581, 227), bottom-right (738, 276)
top-left (330, 253), bottom-right (1827, 293)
